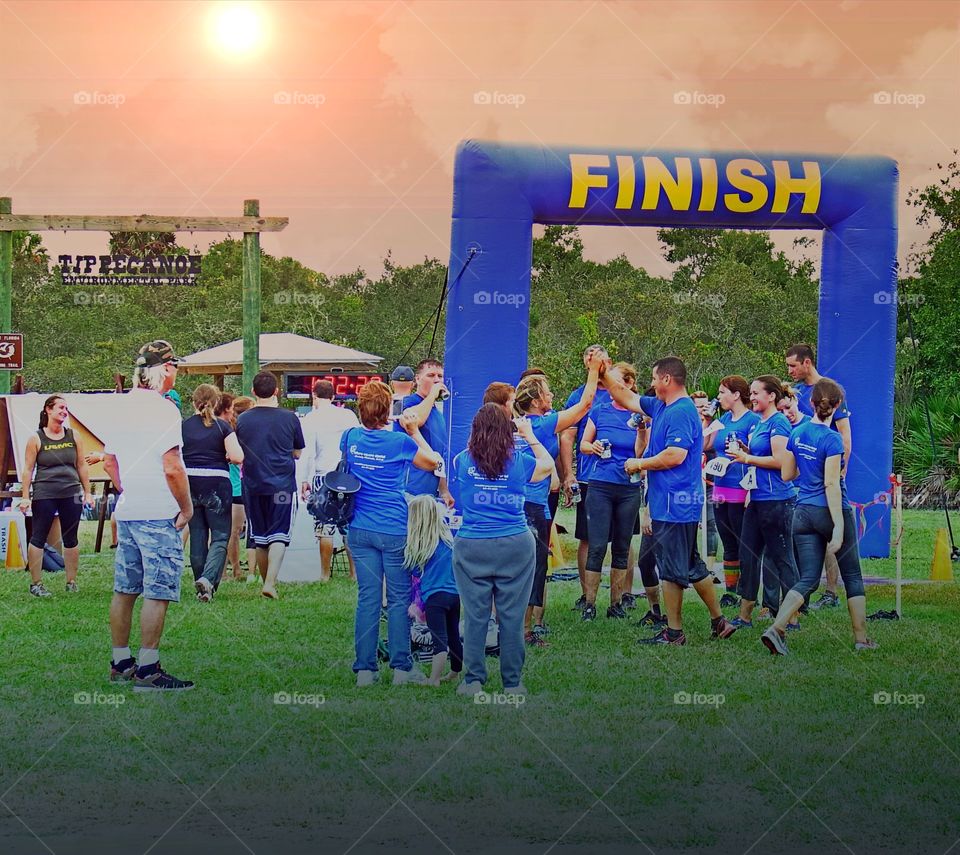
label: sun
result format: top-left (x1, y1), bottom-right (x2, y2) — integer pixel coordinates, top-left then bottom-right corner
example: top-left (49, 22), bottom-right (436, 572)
top-left (211, 2), bottom-right (266, 57)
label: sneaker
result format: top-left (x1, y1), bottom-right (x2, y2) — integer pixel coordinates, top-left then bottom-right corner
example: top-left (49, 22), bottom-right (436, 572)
top-left (109, 657), bottom-right (137, 682)
top-left (195, 577), bottom-right (213, 603)
top-left (620, 592), bottom-right (637, 610)
top-left (761, 626), bottom-right (789, 655)
top-left (532, 623), bottom-right (549, 638)
top-left (638, 627), bottom-right (686, 646)
top-left (719, 593), bottom-right (739, 608)
top-left (811, 591), bottom-right (840, 610)
top-left (729, 617), bottom-right (753, 629)
top-left (524, 631), bottom-right (549, 648)
top-left (393, 667), bottom-right (428, 685)
top-left (711, 616), bottom-right (738, 639)
top-left (606, 603), bottom-right (628, 619)
top-left (29, 583), bottom-right (52, 598)
top-left (456, 680), bottom-right (484, 696)
top-left (786, 622), bottom-right (801, 632)
top-left (65, 581), bottom-right (79, 593)
top-left (355, 669), bottom-right (379, 687)
top-left (756, 607), bottom-right (774, 622)
top-left (581, 603), bottom-right (597, 622)
top-left (245, 573), bottom-right (256, 583)
top-left (503, 684), bottom-right (528, 698)
top-left (571, 595), bottom-right (586, 612)
top-left (133, 664), bottom-right (195, 693)
top-left (855, 639), bottom-right (879, 651)
top-left (637, 609), bottom-right (667, 628)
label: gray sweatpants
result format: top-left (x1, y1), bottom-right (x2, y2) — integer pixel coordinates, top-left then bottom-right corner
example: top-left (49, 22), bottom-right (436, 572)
top-left (452, 530), bottom-right (536, 689)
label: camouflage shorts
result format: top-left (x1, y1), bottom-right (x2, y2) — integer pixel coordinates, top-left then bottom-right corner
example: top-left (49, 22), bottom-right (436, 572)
top-left (114, 519), bottom-right (183, 602)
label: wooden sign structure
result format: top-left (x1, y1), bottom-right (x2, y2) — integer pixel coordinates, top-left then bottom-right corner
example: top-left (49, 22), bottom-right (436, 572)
top-left (0, 197), bottom-right (288, 395)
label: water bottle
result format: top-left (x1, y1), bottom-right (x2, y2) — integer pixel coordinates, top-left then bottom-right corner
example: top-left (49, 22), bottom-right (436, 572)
top-left (570, 482), bottom-right (581, 504)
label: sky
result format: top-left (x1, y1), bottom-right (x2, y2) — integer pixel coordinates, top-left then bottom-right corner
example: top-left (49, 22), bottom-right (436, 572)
top-left (1, 0), bottom-right (958, 279)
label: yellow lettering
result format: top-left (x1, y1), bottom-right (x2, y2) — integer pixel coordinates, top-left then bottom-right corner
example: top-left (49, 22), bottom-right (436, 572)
top-left (698, 158), bottom-right (718, 211)
top-left (568, 154), bottom-right (610, 208)
top-left (771, 160), bottom-right (821, 214)
top-left (641, 157), bottom-right (693, 210)
top-left (724, 159), bottom-right (768, 213)
top-left (614, 155), bottom-right (635, 209)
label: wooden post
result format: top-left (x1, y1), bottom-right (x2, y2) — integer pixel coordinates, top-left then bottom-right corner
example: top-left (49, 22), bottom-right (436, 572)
top-left (0, 198), bottom-right (12, 396)
top-left (242, 199), bottom-right (261, 397)
top-left (894, 474), bottom-right (903, 616)
top-left (213, 373), bottom-right (225, 391)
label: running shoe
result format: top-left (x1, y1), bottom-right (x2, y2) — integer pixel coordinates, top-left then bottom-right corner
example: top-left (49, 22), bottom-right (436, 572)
top-left (109, 657), bottom-right (137, 682)
top-left (456, 680), bottom-right (484, 696)
top-left (503, 684), bottom-right (528, 698)
top-left (355, 670), bottom-right (378, 687)
top-left (133, 664), bottom-right (195, 693)
top-left (756, 608), bottom-right (774, 622)
top-left (638, 628), bottom-right (686, 646)
top-left (761, 626), bottom-right (789, 655)
top-left (620, 592), bottom-right (638, 610)
top-left (855, 639), bottom-right (879, 651)
top-left (571, 595), bottom-right (587, 612)
top-left (195, 577), bottom-right (213, 603)
top-left (65, 581), bottom-right (79, 593)
top-left (637, 609), bottom-right (667, 628)
top-left (29, 583), bottom-right (52, 598)
top-left (393, 667), bottom-right (428, 685)
top-left (581, 603), bottom-right (597, 622)
top-left (810, 591), bottom-right (840, 610)
top-left (532, 623), bottom-right (549, 638)
top-left (711, 617), bottom-right (738, 639)
top-left (606, 603), bottom-right (628, 619)
top-left (524, 631), bottom-right (549, 648)
top-left (729, 617), bottom-right (753, 629)
top-left (786, 622), bottom-right (801, 632)
top-left (719, 593), bottom-right (739, 608)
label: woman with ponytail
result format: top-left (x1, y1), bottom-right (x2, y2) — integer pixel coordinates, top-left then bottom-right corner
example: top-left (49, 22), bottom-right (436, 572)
top-left (19, 395), bottom-right (93, 597)
top-left (181, 384), bottom-right (244, 602)
top-left (727, 376), bottom-right (798, 627)
top-left (762, 379), bottom-right (876, 654)
top-left (404, 494), bottom-right (461, 686)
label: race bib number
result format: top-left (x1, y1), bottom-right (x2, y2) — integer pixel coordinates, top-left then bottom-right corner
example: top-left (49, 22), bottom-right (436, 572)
top-left (739, 466), bottom-right (757, 491)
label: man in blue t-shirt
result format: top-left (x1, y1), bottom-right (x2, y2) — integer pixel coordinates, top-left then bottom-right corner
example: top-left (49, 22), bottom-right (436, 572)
top-left (786, 343), bottom-right (852, 609)
top-left (559, 345), bottom-right (612, 605)
top-left (235, 371), bottom-right (305, 600)
top-left (396, 358), bottom-right (453, 508)
top-left (607, 356), bottom-right (737, 646)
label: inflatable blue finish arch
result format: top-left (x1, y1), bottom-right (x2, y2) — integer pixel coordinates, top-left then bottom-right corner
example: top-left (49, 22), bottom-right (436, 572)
top-left (444, 141), bottom-right (898, 557)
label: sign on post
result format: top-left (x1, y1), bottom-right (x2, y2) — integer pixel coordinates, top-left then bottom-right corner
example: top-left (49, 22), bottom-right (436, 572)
top-left (0, 333), bottom-right (24, 370)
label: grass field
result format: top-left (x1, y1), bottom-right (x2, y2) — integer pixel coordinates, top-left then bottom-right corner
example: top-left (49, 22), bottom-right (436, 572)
top-left (0, 510), bottom-right (958, 855)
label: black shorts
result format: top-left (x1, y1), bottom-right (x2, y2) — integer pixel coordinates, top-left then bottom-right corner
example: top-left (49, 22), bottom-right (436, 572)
top-left (245, 492), bottom-right (297, 547)
top-left (232, 495), bottom-right (245, 506)
top-left (652, 520), bottom-right (710, 589)
top-left (574, 482), bottom-right (590, 541)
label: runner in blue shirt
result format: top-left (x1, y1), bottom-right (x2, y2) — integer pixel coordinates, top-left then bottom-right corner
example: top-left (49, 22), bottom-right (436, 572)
top-left (607, 356), bottom-right (737, 646)
top-left (762, 378), bottom-right (876, 654)
top-left (512, 354), bottom-right (603, 645)
top-left (397, 358), bottom-right (453, 507)
top-left (727, 376), bottom-right (799, 628)
top-left (578, 362), bottom-right (644, 621)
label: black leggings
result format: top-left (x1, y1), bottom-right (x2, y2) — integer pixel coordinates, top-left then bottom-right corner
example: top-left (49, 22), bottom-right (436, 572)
top-left (524, 502), bottom-right (551, 608)
top-left (424, 591), bottom-right (463, 672)
top-left (714, 500), bottom-right (746, 564)
top-left (738, 499), bottom-right (798, 603)
top-left (585, 481), bottom-right (643, 572)
top-left (636, 531), bottom-right (659, 588)
top-left (29, 495), bottom-right (82, 550)
top-left (792, 505), bottom-right (865, 599)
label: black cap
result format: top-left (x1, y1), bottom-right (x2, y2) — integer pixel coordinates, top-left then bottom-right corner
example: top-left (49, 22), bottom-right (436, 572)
top-left (390, 365), bottom-right (414, 382)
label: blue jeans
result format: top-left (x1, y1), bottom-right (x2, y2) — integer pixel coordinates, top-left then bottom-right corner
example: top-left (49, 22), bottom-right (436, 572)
top-left (348, 526), bottom-right (412, 673)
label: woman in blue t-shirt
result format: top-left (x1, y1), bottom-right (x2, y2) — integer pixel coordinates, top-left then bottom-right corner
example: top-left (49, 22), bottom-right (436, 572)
top-left (403, 494), bottom-right (460, 685)
top-left (762, 379), bottom-right (876, 654)
top-left (451, 404), bottom-right (553, 697)
top-left (347, 381), bottom-right (442, 687)
top-left (579, 362), bottom-right (643, 621)
top-left (181, 384), bottom-right (244, 602)
top-left (513, 353), bottom-right (602, 645)
top-left (727, 376), bottom-right (799, 626)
